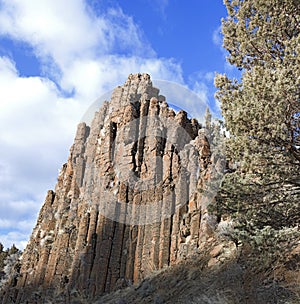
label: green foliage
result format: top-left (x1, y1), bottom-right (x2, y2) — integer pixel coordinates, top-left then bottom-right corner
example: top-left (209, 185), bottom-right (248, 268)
top-left (204, 107), bottom-right (225, 155)
top-left (214, 0), bottom-right (300, 239)
top-left (222, 0), bottom-right (300, 71)
top-left (8, 244), bottom-right (19, 255)
top-left (0, 243), bottom-right (7, 275)
top-left (0, 243), bottom-right (21, 282)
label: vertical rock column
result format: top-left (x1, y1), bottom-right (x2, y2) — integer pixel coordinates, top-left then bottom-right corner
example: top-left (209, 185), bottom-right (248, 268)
top-left (1, 74), bottom-right (214, 304)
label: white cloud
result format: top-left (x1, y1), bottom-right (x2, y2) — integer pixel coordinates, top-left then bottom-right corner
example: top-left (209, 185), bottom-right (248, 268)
top-left (212, 25), bottom-right (223, 48)
top-left (192, 81), bottom-right (209, 106)
top-left (0, 56), bottom-right (80, 152)
top-left (0, 231), bottom-right (31, 250)
top-left (0, 0), bottom-right (100, 59)
top-left (0, 199), bottom-right (40, 250)
top-left (0, 0), bottom-right (154, 70)
top-left (212, 25), bottom-right (242, 79)
top-left (187, 70), bottom-right (224, 118)
top-left (0, 0), bottom-right (182, 102)
top-left (0, 56), bottom-right (82, 250)
top-left (0, 0), bottom-right (184, 250)
top-left (152, 79), bottom-right (208, 123)
top-left (147, 0), bottom-right (169, 17)
top-left (61, 56), bottom-right (183, 100)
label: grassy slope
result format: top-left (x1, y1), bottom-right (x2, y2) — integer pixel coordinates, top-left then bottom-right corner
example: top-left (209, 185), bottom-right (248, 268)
top-left (95, 238), bottom-right (300, 304)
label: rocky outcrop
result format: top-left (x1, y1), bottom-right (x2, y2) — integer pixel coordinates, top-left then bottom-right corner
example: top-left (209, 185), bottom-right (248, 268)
top-left (1, 74), bottom-right (222, 303)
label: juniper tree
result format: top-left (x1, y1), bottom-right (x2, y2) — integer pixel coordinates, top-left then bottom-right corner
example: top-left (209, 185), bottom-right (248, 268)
top-left (214, 0), bottom-right (300, 237)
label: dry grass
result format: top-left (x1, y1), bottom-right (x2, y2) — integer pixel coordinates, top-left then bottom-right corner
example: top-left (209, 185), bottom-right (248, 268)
top-left (94, 239), bottom-right (300, 304)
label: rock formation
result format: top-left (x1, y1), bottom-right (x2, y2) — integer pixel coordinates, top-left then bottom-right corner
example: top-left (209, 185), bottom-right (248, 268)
top-left (1, 74), bottom-right (223, 303)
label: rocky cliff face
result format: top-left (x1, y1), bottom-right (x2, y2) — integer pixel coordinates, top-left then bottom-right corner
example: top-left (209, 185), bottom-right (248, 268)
top-left (1, 74), bottom-right (222, 303)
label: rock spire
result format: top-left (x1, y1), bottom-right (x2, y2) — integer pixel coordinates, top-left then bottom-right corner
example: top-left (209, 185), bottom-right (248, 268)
top-left (1, 73), bottom-right (221, 303)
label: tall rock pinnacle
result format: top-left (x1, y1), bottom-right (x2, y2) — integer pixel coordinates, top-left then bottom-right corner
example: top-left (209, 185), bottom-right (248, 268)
top-left (1, 74), bottom-right (221, 303)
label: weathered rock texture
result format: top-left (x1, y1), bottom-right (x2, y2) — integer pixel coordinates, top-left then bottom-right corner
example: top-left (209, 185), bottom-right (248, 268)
top-left (1, 74), bottom-right (219, 303)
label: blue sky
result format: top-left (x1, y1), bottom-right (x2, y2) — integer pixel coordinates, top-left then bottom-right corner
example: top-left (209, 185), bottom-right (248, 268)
top-left (0, 0), bottom-right (235, 250)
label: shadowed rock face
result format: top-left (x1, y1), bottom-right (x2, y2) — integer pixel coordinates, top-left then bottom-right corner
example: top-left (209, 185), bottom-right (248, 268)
top-left (1, 74), bottom-right (217, 303)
